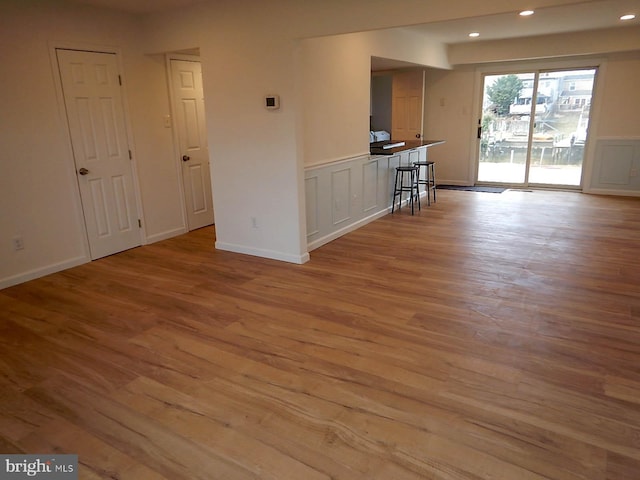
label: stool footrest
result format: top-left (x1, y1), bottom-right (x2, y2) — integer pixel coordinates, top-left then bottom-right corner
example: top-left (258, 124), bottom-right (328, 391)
top-left (392, 166), bottom-right (421, 215)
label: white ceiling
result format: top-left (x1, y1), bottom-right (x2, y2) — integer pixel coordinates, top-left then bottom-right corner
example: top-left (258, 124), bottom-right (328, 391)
top-left (69, 0), bottom-right (205, 14)
top-left (368, 0), bottom-right (639, 70)
top-left (406, 0), bottom-right (640, 44)
top-left (69, 0), bottom-right (639, 43)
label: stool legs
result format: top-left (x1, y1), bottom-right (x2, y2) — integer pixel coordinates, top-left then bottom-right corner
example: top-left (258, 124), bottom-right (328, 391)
top-left (411, 167), bottom-right (420, 213)
top-left (392, 169), bottom-right (400, 213)
top-left (423, 164), bottom-right (431, 206)
top-left (430, 163), bottom-right (437, 203)
top-left (414, 162), bottom-right (436, 206)
top-left (392, 166), bottom-right (420, 214)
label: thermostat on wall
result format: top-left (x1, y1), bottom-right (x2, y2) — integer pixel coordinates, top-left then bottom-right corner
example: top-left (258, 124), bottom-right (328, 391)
top-left (265, 95), bottom-right (280, 110)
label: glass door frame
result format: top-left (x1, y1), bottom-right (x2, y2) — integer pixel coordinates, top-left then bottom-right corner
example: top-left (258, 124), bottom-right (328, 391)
top-left (474, 62), bottom-right (600, 190)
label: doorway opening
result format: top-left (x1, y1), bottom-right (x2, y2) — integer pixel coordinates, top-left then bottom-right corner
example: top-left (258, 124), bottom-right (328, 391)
top-left (477, 68), bottom-right (597, 188)
top-left (167, 55), bottom-right (215, 231)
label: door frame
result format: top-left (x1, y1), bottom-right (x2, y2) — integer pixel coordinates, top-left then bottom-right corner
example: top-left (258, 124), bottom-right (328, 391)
top-left (48, 41), bottom-right (145, 259)
top-left (165, 52), bottom-right (214, 231)
top-left (471, 57), bottom-right (607, 191)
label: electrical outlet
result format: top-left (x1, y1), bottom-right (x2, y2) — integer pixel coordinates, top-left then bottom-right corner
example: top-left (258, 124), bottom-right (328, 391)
top-left (13, 235), bottom-right (24, 251)
top-left (251, 217), bottom-right (258, 229)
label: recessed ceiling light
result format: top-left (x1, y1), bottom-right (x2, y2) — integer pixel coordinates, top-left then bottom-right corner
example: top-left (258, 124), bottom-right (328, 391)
top-left (620, 14), bottom-right (636, 21)
top-left (469, 32), bottom-right (480, 38)
top-left (519, 10), bottom-right (535, 16)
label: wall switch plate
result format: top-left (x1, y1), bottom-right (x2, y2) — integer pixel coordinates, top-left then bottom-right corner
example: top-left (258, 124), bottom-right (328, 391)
top-left (13, 236), bottom-right (24, 251)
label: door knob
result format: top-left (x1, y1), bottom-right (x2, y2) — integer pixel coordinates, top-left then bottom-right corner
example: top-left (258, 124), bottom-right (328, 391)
top-left (182, 155), bottom-right (190, 162)
top-left (78, 168), bottom-right (89, 175)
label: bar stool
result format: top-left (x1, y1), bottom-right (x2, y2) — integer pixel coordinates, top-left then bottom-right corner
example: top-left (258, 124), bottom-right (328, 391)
top-left (392, 165), bottom-right (420, 214)
top-left (413, 161), bottom-right (436, 206)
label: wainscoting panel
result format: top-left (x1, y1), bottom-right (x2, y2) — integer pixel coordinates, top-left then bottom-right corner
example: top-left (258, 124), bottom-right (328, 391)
top-left (599, 145), bottom-right (633, 185)
top-left (331, 168), bottom-right (352, 225)
top-left (305, 175), bottom-right (319, 236)
top-left (590, 139), bottom-right (640, 194)
top-left (306, 154), bottom-right (392, 250)
top-left (362, 159), bottom-right (379, 212)
top-left (305, 147), bottom-right (429, 251)
top-left (408, 148), bottom-right (420, 166)
top-left (387, 154), bottom-right (401, 202)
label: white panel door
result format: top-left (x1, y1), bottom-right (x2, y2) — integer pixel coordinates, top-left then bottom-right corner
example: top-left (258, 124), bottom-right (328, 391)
top-left (57, 49), bottom-right (141, 260)
top-left (170, 59), bottom-right (214, 231)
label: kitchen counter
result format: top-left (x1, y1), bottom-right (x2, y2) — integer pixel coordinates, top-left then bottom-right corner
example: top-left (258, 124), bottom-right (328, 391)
top-left (370, 139), bottom-right (445, 156)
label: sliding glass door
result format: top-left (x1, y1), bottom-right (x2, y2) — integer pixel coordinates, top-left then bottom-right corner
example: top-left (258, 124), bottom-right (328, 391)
top-left (477, 68), bottom-right (597, 187)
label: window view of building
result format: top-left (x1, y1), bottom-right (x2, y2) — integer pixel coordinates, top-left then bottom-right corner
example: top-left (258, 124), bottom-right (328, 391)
top-left (478, 69), bottom-right (596, 186)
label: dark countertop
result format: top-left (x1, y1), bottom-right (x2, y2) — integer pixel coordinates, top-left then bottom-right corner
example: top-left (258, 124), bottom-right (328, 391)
top-left (370, 139), bottom-right (445, 156)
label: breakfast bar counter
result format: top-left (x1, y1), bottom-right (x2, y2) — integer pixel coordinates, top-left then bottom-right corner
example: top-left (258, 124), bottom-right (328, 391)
top-left (370, 139), bottom-right (445, 156)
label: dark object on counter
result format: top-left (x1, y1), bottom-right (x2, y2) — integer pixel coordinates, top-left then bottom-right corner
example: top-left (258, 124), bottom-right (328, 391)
top-left (370, 139), bottom-right (444, 156)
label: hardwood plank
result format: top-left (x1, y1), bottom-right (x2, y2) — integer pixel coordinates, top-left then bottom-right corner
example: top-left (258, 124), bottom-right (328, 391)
top-left (18, 419), bottom-right (170, 480)
top-left (606, 452), bottom-right (640, 480)
top-left (1, 190), bottom-right (640, 479)
top-left (23, 376), bottom-right (259, 480)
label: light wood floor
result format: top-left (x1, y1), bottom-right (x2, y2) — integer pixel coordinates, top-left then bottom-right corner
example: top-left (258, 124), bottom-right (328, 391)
top-left (2, 189), bottom-right (640, 479)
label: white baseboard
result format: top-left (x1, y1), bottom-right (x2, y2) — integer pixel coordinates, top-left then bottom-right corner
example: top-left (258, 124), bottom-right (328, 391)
top-left (583, 188), bottom-right (640, 197)
top-left (437, 180), bottom-right (472, 186)
top-left (215, 241), bottom-right (310, 264)
top-left (145, 226), bottom-right (187, 244)
top-left (0, 255), bottom-right (88, 290)
top-left (308, 209), bottom-right (389, 251)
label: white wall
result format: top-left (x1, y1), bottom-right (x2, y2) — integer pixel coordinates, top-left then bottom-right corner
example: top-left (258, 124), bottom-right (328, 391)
top-left (126, 53), bottom-right (186, 243)
top-left (299, 28), bottom-right (449, 167)
top-left (423, 66), bottom-right (477, 184)
top-left (299, 34), bottom-right (373, 166)
top-left (596, 51), bottom-right (640, 137)
top-left (142, 5), bottom-right (309, 263)
top-left (203, 33), bottom-right (307, 263)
